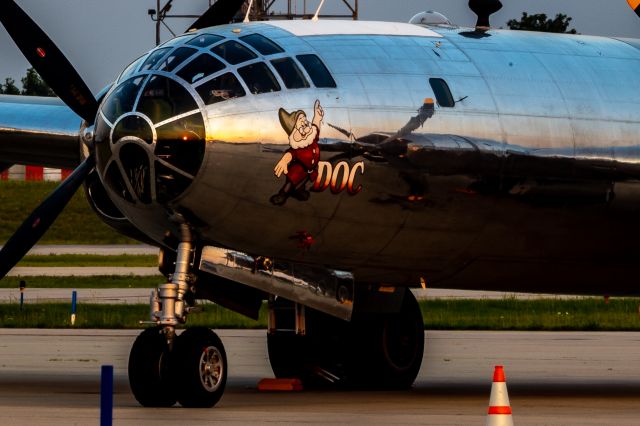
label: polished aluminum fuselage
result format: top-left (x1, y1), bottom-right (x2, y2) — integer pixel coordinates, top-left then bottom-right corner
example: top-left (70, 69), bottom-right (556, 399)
top-left (5, 21), bottom-right (640, 294)
top-left (158, 22), bottom-right (640, 294)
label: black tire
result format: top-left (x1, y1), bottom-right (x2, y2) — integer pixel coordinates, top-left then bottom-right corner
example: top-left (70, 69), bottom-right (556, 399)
top-left (347, 290), bottom-right (425, 389)
top-left (267, 332), bottom-right (308, 379)
top-left (128, 327), bottom-right (176, 407)
top-left (267, 292), bottom-right (424, 389)
top-left (267, 305), bottom-right (346, 386)
top-left (173, 327), bottom-right (227, 408)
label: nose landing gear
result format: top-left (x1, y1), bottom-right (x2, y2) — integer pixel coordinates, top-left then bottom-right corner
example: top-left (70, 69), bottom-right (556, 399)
top-left (128, 224), bottom-right (228, 408)
top-left (128, 326), bottom-right (228, 408)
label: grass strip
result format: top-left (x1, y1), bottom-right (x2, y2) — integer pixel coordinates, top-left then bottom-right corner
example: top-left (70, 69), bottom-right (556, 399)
top-left (0, 276), bottom-right (162, 289)
top-left (0, 303), bottom-right (265, 329)
top-left (0, 181), bottom-right (137, 244)
top-left (17, 254), bottom-right (157, 267)
top-left (420, 298), bottom-right (640, 331)
top-left (1, 298), bottom-right (639, 330)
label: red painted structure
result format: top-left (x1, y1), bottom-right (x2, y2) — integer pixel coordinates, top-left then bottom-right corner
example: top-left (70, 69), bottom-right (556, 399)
top-left (25, 166), bottom-right (44, 181)
top-left (0, 166), bottom-right (72, 181)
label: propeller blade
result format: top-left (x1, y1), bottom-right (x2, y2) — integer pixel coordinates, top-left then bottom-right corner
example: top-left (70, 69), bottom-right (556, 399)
top-left (187, 0), bottom-right (246, 32)
top-left (469, 0), bottom-right (503, 29)
top-left (0, 155), bottom-right (95, 279)
top-left (0, 1), bottom-right (98, 123)
top-left (628, 0), bottom-right (640, 18)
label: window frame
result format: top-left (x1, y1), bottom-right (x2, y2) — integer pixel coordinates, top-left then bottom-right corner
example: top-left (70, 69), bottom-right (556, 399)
top-left (187, 33), bottom-right (225, 48)
top-left (270, 57), bottom-right (310, 90)
top-left (139, 48), bottom-right (172, 72)
top-left (237, 62), bottom-right (282, 95)
top-left (295, 54), bottom-right (337, 88)
top-left (195, 72), bottom-right (247, 105)
top-left (211, 40), bottom-right (258, 65)
top-left (239, 34), bottom-right (284, 56)
top-left (154, 47), bottom-right (199, 73)
top-left (429, 78), bottom-right (455, 108)
top-left (175, 53), bottom-right (226, 85)
top-left (136, 75), bottom-right (199, 124)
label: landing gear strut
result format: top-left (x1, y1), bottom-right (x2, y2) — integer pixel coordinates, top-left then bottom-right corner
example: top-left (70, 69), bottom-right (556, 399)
top-left (128, 224), bottom-right (228, 408)
top-left (267, 289), bottom-right (424, 388)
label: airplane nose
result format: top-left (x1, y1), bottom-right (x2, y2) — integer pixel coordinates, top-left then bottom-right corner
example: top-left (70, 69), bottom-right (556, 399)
top-left (94, 75), bottom-right (206, 207)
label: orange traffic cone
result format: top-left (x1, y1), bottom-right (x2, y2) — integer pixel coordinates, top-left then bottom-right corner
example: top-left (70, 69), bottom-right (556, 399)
top-left (486, 365), bottom-right (514, 426)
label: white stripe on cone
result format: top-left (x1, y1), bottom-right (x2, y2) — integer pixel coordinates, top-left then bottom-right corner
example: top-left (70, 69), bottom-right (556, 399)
top-left (486, 365), bottom-right (514, 426)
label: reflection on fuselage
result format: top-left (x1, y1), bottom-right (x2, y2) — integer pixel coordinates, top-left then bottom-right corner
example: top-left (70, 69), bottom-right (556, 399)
top-left (94, 21), bottom-right (640, 295)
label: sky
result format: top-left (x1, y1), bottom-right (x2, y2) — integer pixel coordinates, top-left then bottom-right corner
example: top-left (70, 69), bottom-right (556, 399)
top-left (1, 0), bottom-right (640, 93)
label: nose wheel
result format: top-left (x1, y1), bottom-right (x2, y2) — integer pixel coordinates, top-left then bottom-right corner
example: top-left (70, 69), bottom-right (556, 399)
top-left (173, 327), bottom-right (228, 408)
top-left (128, 326), bottom-right (176, 407)
top-left (128, 327), bottom-right (228, 408)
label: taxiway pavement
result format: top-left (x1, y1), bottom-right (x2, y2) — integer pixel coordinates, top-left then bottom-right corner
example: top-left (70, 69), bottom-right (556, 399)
top-left (0, 329), bottom-right (638, 425)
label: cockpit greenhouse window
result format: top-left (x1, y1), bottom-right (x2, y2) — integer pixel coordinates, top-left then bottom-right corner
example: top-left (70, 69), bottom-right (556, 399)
top-left (140, 48), bottom-right (171, 71)
top-left (156, 47), bottom-right (198, 72)
top-left (271, 58), bottom-right (309, 89)
top-left (188, 34), bottom-right (224, 48)
top-left (102, 76), bottom-right (145, 123)
top-left (118, 55), bottom-right (145, 82)
top-left (211, 41), bottom-right (257, 65)
top-left (296, 54), bottom-right (336, 88)
top-left (177, 54), bottom-right (225, 84)
top-left (137, 76), bottom-right (198, 123)
top-left (238, 62), bottom-right (281, 94)
top-left (196, 72), bottom-right (246, 105)
top-left (240, 34), bottom-right (284, 55)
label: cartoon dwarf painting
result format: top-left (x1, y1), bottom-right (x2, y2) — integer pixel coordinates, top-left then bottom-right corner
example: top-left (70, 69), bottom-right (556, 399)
top-left (271, 100), bottom-right (324, 205)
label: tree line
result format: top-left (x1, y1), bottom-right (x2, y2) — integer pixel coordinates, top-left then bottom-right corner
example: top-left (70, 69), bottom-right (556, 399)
top-left (507, 12), bottom-right (576, 34)
top-left (0, 67), bottom-right (55, 96)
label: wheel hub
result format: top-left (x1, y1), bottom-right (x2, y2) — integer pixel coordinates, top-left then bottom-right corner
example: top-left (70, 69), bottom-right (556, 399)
top-left (199, 346), bottom-right (223, 392)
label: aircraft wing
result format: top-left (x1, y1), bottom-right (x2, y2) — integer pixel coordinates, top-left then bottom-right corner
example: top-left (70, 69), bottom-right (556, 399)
top-left (0, 94), bottom-right (82, 169)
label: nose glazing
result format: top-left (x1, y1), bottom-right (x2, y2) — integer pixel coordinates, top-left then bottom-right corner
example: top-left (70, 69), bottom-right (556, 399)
top-left (94, 72), bottom-right (206, 206)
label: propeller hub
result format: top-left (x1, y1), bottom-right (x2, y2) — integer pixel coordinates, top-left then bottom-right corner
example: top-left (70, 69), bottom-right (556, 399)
top-left (82, 125), bottom-right (95, 148)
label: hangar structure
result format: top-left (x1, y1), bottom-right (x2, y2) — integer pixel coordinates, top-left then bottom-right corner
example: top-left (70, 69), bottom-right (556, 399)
top-left (149, 0), bottom-right (359, 45)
